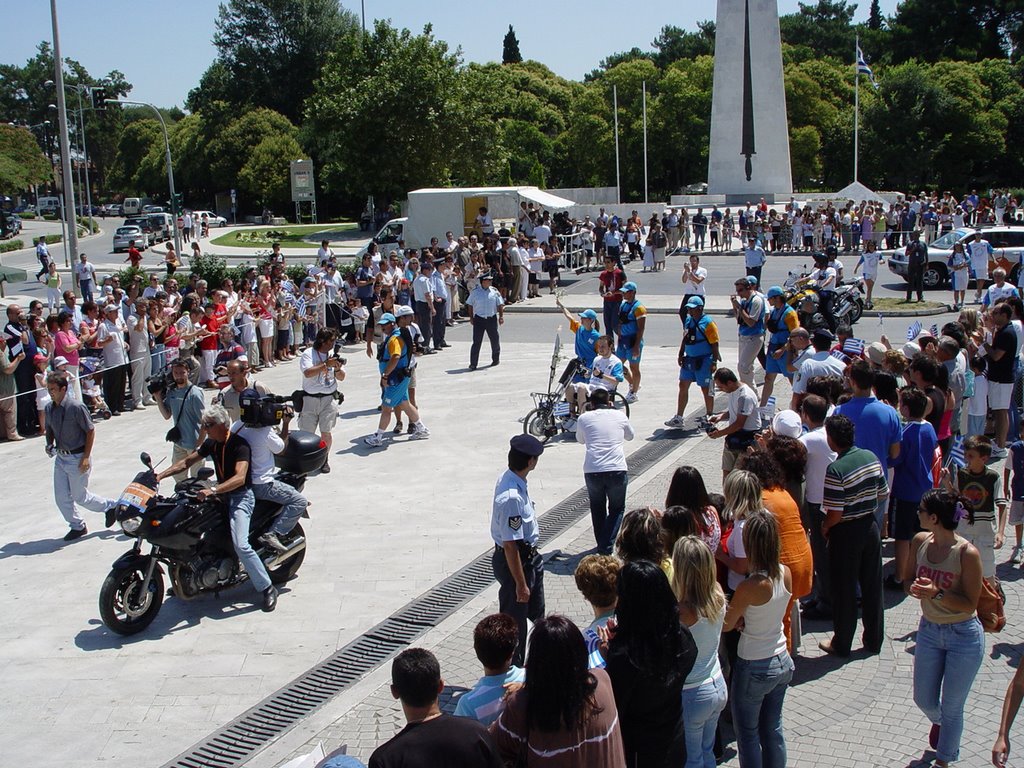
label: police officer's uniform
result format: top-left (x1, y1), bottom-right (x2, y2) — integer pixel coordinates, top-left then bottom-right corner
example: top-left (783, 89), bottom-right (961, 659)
top-left (466, 273), bottom-right (504, 370)
top-left (490, 434), bottom-right (545, 666)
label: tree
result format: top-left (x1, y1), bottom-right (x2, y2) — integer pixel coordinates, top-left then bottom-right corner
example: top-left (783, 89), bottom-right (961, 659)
top-left (502, 25), bottom-right (523, 64)
top-left (0, 124), bottom-right (51, 190)
top-left (651, 22), bottom-right (716, 68)
top-left (867, 0), bottom-right (882, 30)
top-left (196, 0), bottom-right (360, 123)
top-left (887, 0), bottom-right (1018, 63)
top-left (526, 158), bottom-right (547, 188)
top-left (238, 133), bottom-right (305, 210)
top-left (110, 119), bottom-right (163, 194)
top-left (779, 0), bottom-right (858, 61)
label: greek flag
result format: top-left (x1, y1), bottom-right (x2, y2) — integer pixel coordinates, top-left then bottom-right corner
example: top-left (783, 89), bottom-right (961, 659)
top-left (906, 321), bottom-right (922, 341)
top-left (843, 338), bottom-right (865, 357)
top-left (946, 436), bottom-right (966, 469)
top-left (759, 396), bottom-right (777, 422)
top-left (830, 349), bottom-right (850, 363)
top-left (930, 324), bottom-right (940, 337)
top-left (857, 45), bottom-right (879, 89)
top-left (295, 297), bottom-right (306, 317)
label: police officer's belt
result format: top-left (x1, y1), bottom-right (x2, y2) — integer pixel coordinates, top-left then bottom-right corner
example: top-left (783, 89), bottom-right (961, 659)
top-left (495, 541), bottom-right (539, 561)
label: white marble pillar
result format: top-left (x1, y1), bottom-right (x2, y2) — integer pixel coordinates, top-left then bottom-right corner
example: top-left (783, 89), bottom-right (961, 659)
top-left (707, 0), bottom-right (793, 199)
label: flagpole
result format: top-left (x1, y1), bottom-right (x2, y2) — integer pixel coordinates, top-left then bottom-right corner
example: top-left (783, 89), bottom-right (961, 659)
top-left (613, 84), bottom-right (621, 205)
top-left (854, 36), bottom-right (860, 183)
top-left (642, 80), bottom-right (649, 204)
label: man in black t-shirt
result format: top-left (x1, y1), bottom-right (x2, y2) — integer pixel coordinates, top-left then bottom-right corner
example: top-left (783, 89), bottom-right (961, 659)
top-left (983, 303), bottom-right (1017, 456)
top-left (157, 403), bottom-right (278, 611)
top-left (369, 648), bottom-right (502, 768)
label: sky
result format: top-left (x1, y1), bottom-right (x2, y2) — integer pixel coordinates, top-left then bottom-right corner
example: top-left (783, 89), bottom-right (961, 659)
top-left (3, 0), bottom-right (900, 110)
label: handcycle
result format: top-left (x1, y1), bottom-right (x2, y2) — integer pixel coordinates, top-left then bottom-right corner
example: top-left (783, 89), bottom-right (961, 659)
top-left (522, 335), bottom-right (630, 443)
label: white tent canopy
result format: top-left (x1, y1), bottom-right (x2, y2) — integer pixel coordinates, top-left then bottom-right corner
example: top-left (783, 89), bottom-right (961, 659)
top-left (833, 180), bottom-right (883, 203)
top-left (517, 187), bottom-right (575, 210)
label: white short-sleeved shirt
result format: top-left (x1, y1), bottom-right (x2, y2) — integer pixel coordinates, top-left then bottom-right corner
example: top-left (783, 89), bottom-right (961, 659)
top-left (575, 409), bottom-right (634, 473)
top-left (800, 426), bottom-right (837, 505)
top-left (683, 266), bottom-right (707, 296)
top-left (728, 384), bottom-right (761, 432)
top-left (232, 423), bottom-right (285, 484)
top-left (727, 519), bottom-right (747, 591)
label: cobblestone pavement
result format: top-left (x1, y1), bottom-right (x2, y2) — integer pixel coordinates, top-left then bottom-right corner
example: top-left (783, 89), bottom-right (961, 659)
top-left (269, 428), bottom-right (1024, 768)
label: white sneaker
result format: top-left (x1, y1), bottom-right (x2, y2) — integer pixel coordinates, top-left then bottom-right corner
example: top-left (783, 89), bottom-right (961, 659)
top-left (992, 446), bottom-right (1009, 459)
top-left (364, 433), bottom-right (387, 447)
top-left (409, 425), bottom-right (430, 440)
top-left (1011, 545), bottom-right (1023, 565)
top-left (664, 414), bottom-right (686, 428)
top-left (625, 392), bottom-right (638, 404)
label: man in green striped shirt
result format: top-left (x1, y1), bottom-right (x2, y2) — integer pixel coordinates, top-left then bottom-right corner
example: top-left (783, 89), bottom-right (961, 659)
top-left (820, 414), bottom-right (889, 658)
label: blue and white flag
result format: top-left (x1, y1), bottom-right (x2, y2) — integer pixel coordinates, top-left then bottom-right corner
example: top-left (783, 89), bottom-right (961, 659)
top-left (857, 44), bottom-right (879, 89)
top-left (843, 338), bottom-right (865, 357)
top-left (930, 324), bottom-right (940, 337)
top-left (830, 349), bottom-right (850, 363)
top-left (946, 436), bottom-right (966, 469)
top-left (906, 321), bottom-right (922, 341)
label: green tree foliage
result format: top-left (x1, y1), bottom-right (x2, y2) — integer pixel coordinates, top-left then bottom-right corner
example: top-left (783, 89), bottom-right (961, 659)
top-left (778, 0), bottom-right (858, 61)
top-left (110, 119), bottom-right (163, 194)
top-left (190, 0), bottom-right (360, 123)
top-left (651, 22), bottom-right (716, 68)
top-left (502, 25), bottom-right (523, 64)
top-left (237, 133), bottom-right (305, 209)
top-left (0, 124), bottom-right (51, 190)
top-left (867, 0), bottom-right (883, 30)
top-left (886, 0), bottom-right (1020, 63)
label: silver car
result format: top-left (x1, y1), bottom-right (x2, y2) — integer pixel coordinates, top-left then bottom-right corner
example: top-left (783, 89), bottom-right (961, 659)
top-left (113, 225), bottom-right (149, 253)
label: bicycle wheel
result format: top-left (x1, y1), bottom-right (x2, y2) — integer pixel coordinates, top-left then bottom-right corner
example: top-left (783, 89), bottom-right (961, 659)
top-left (610, 391), bottom-right (631, 417)
top-left (524, 408), bottom-right (556, 443)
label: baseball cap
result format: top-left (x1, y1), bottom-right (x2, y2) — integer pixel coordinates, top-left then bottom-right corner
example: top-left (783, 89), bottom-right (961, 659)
top-left (865, 341), bottom-right (887, 365)
top-left (480, 272), bottom-right (493, 280)
top-left (771, 410), bottom-right (804, 438)
top-left (394, 305), bottom-right (414, 318)
top-left (902, 341), bottom-right (921, 359)
top-left (102, 303), bottom-right (119, 313)
top-left (746, 276), bottom-right (759, 286)
top-left (377, 312), bottom-right (397, 325)
top-left (685, 296), bottom-right (705, 309)
top-left (53, 356), bottom-right (69, 367)
top-left (622, 281), bottom-right (638, 292)
top-left (579, 309), bottom-right (598, 320)
top-left (766, 286), bottom-right (784, 299)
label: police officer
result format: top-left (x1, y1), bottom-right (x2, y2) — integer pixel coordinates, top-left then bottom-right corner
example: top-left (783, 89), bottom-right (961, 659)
top-left (491, 433), bottom-right (545, 666)
top-left (466, 272), bottom-right (504, 371)
top-left (44, 371), bottom-right (116, 540)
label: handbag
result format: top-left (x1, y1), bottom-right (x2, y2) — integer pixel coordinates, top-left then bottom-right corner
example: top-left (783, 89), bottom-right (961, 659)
top-left (978, 575), bottom-right (1006, 633)
top-left (164, 385), bottom-right (192, 443)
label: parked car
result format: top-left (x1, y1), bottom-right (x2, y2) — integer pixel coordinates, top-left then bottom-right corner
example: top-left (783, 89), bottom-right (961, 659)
top-left (887, 226), bottom-right (1024, 289)
top-left (1, 213), bottom-right (22, 238)
top-left (147, 212), bottom-right (173, 242)
top-left (142, 205), bottom-right (167, 214)
top-left (124, 216), bottom-right (160, 241)
top-left (191, 210), bottom-right (227, 228)
top-left (113, 225), bottom-right (149, 252)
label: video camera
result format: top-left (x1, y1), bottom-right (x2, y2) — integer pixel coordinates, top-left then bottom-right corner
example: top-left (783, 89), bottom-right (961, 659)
top-left (329, 339), bottom-right (346, 366)
top-left (146, 369), bottom-right (175, 397)
top-left (239, 391), bottom-right (293, 428)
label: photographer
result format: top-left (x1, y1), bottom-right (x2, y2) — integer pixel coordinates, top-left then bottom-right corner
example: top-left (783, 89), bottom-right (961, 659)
top-left (156, 358), bottom-right (206, 484)
top-left (299, 328), bottom-right (345, 474)
top-left (232, 392), bottom-right (307, 555)
top-left (157, 405), bottom-right (278, 612)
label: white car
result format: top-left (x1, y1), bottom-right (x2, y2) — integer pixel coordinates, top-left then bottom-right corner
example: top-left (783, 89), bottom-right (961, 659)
top-left (113, 226), bottom-right (149, 253)
top-left (191, 210), bottom-right (227, 228)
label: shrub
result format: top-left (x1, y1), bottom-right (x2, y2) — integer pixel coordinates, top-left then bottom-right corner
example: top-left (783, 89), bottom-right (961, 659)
top-left (18, 212), bottom-right (36, 220)
top-left (77, 216), bottom-right (99, 234)
top-left (114, 265), bottom-right (149, 287)
top-left (33, 234), bottom-right (61, 246)
top-left (185, 252), bottom-right (253, 289)
top-left (0, 239), bottom-right (24, 253)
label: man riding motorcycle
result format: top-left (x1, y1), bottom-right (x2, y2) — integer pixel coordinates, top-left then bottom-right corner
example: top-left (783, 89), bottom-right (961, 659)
top-left (156, 404), bottom-right (279, 612)
top-left (798, 252), bottom-right (838, 331)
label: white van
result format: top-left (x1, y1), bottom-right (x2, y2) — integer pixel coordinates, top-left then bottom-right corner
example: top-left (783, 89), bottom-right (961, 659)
top-left (123, 198), bottom-right (143, 216)
top-left (37, 196), bottom-right (61, 215)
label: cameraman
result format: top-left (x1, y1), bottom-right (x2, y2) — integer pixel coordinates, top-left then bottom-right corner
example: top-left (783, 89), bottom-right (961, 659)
top-left (156, 358), bottom-right (206, 484)
top-left (232, 393), bottom-right (307, 555)
top-left (220, 359), bottom-right (268, 422)
top-left (157, 404), bottom-right (278, 612)
top-left (299, 328), bottom-right (345, 474)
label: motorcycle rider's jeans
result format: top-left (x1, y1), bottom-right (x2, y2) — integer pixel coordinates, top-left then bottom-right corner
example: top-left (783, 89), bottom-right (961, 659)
top-left (227, 489), bottom-right (272, 594)
top-left (252, 480), bottom-right (306, 537)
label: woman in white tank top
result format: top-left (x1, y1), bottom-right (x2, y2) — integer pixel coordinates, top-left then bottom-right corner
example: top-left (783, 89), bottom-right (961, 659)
top-left (723, 510), bottom-right (794, 768)
top-left (904, 489), bottom-right (984, 767)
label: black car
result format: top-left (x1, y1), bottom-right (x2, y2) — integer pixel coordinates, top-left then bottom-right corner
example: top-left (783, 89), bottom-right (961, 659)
top-left (1, 212), bottom-right (21, 239)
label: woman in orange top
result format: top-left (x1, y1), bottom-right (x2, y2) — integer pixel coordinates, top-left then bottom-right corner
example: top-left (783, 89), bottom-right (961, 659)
top-left (738, 448), bottom-right (813, 652)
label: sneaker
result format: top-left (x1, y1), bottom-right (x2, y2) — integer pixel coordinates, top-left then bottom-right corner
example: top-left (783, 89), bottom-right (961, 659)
top-left (259, 532), bottom-right (289, 554)
top-left (1011, 545), bottom-right (1023, 565)
top-left (393, 422), bottom-right (404, 434)
top-left (664, 414), bottom-right (686, 428)
top-left (625, 391), bottom-right (638, 404)
top-left (992, 446), bottom-right (1009, 459)
top-left (364, 433), bottom-right (387, 447)
top-left (696, 416), bottom-right (712, 430)
top-left (409, 425), bottom-right (430, 440)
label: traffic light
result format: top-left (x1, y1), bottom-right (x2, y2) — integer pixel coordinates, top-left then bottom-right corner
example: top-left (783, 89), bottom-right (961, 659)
top-left (90, 86), bottom-right (108, 110)
top-left (172, 192), bottom-right (183, 213)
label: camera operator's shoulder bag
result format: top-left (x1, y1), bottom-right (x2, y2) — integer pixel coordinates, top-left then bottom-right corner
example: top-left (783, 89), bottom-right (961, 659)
top-left (164, 385), bottom-right (193, 443)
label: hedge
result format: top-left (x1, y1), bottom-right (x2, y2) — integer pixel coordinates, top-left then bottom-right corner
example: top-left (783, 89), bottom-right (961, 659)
top-left (0, 239), bottom-right (24, 253)
top-left (18, 212), bottom-right (36, 220)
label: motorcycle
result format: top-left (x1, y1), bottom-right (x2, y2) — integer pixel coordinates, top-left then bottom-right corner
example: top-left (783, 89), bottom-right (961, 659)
top-left (783, 268), bottom-right (865, 327)
top-left (99, 431), bottom-right (327, 635)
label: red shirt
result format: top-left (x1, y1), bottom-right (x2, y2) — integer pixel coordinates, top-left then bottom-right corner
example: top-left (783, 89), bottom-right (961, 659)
top-left (199, 315), bottom-right (221, 351)
top-left (127, 246), bottom-right (141, 267)
top-left (599, 268), bottom-right (625, 303)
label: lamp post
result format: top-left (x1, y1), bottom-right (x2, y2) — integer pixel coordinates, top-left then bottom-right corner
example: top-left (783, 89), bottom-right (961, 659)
top-left (106, 98), bottom-right (182, 258)
top-left (49, 0), bottom-right (77, 268)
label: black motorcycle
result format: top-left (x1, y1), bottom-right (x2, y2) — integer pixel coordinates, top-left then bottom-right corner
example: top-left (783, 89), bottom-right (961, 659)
top-left (99, 431), bottom-right (327, 635)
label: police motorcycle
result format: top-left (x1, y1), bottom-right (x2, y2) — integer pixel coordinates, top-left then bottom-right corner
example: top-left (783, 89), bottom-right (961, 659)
top-left (99, 392), bottom-right (327, 635)
top-left (783, 254), bottom-right (865, 328)
top-left (523, 333), bottom-right (630, 443)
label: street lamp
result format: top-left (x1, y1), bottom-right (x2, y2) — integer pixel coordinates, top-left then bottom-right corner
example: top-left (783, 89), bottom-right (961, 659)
top-left (46, 79), bottom-right (94, 228)
top-left (48, 0), bottom-right (77, 268)
top-left (105, 98), bottom-right (182, 258)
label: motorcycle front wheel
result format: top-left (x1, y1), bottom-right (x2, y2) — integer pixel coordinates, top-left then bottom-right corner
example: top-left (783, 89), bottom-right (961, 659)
top-left (99, 564), bottom-right (165, 635)
top-left (523, 408), bottom-right (555, 443)
top-left (267, 523), bottom-right (306, 584)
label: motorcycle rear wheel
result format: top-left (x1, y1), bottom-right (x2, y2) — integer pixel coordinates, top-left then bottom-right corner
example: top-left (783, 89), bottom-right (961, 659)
top-left (267, 523), bottom-right (306, 584)
top-left (99, 565), bottom-right (165, 635)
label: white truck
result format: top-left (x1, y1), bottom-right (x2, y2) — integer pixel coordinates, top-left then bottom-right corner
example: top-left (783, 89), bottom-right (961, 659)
top-left (358, 186), bottom-right (575, 256)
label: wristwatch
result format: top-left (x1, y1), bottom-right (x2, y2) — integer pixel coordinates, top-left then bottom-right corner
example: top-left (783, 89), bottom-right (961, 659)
top-left (934, 589), bottom-right (945, 601)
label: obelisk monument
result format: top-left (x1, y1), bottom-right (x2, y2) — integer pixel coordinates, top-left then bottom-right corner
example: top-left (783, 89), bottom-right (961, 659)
top-left (707, 0), bottom-right (793, 201)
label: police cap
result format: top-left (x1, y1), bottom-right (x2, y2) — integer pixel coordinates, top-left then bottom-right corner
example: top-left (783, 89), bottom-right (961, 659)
top-left (510, 434), bottom-right (544, 457)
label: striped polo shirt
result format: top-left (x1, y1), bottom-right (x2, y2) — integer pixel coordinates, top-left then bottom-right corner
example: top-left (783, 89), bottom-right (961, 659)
top-left (823, 446), bottom-right (888, 520)
top-left (453, 666), bottom-right (525, 726)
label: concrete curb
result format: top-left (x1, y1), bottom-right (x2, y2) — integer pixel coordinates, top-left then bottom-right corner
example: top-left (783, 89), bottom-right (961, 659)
top-left (503, 304), bottom-right (951, 318)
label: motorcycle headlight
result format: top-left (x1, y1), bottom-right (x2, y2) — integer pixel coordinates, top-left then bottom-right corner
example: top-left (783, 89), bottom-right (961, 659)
top-left (121, 516), bottom-right (142, 534)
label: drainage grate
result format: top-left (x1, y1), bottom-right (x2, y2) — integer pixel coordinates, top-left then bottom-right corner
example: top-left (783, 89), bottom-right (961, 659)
top-left (162, 434), bottom-right (679, 768)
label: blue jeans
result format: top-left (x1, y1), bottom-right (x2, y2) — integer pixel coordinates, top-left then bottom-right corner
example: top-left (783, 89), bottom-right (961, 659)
top-left (227, 489), bottom-right (272, 594)
top-left (731, 652), bottom-right (794, 768)
top-left (584, 471), bottom-right (627, 552)
top-left (252, 480), bottom-right (306, 536)
top-left (682, 674), bottom-right (728, 768)
top-left (913, 616), bottom-right (985, 763)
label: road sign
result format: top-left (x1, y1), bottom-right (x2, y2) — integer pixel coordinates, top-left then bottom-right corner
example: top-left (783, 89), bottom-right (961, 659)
top-left (290, 160), bottom-right (315, 202)
top-left (230, 188), bottom-right (236, 203)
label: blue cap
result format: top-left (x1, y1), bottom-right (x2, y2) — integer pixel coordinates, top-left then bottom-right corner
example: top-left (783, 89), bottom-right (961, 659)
top-left (377, 312), bottom-right (397, 325)
top-left (746, 275), bottom-right (759, 286)
top-left (622, 281), bottom-right (638, 292)
top-left (510, 434), bottom-right (545, 456)
top-left (579, 309), bottom-right (598, 320)
top-left (766, 286), bottom-right (784, 298)
top-left (685, 296), bottom-right (705, 309)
